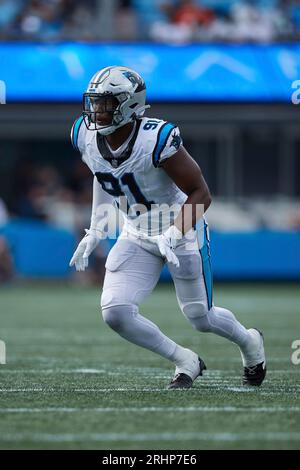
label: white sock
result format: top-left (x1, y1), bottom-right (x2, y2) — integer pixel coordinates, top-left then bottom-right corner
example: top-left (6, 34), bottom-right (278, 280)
top-left (191, 306), bottom-right (252, 349)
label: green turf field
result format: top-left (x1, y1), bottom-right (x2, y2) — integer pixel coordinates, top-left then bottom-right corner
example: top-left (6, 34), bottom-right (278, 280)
top-left (0, 282), bottom-right (299, 450)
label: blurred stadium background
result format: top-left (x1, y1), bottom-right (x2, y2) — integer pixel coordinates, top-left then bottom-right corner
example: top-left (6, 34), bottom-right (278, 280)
top-left (0, 0), bottom-right (300, 451)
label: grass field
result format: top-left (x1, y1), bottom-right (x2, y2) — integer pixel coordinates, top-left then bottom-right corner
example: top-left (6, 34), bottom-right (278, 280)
top-left (0, 282), bottom-right (300, 450)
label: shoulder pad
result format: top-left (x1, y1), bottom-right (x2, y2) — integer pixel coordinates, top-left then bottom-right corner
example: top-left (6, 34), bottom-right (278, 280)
top-left (152, 122), bottom-right (177, 168)
top-left (71, 115), bottom-right (85, 152)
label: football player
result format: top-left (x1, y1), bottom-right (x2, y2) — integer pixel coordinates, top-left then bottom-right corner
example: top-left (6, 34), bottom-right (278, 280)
top-left (70, 66), bottom-right (266, 389)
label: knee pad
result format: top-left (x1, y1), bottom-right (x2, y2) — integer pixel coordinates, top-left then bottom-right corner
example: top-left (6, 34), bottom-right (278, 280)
top-left (102, 306), bottom-right (122, 331)
top-left (101, 304), bottom-right (134, 332)
top-left (193, 315), bottom-right (211, 333)
top-left (182, 302), bottom-right (211, 332)
top-left (182, 301), bottom-right (208, 320)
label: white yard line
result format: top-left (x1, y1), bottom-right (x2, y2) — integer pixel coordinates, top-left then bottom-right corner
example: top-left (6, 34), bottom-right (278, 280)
top-left (1, 432), bottom-right (300, 443)
top-left (0, 388), bottom-right (174, 392)
top-left (0, 406), bottom-right (300, 414)
top-left (0, 369), bottom-right (107, 375)
top-left (0, 367), bottom-right (298, 374)
top-left (0, 386), bottom-right (299, 393)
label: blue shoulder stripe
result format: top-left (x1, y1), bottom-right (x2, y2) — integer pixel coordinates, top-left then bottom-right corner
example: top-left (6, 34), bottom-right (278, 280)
top-left (152, 122), bottom-right (176, 167)
top-left (71, 115), bottom-right (84, 151)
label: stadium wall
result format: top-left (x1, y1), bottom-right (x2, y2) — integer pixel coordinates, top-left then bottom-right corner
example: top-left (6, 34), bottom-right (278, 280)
top-left (1, 220), bottom-right (300, 280)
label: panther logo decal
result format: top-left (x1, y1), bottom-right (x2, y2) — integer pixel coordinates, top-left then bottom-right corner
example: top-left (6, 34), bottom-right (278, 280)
top-left (169, 131), bottom-right (181, 150)
top-left (122, 71), bottom-right (145, 92)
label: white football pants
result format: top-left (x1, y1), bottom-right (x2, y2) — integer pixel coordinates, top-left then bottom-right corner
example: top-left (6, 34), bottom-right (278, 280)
top-left (100, 225), bottom-right (251, 363)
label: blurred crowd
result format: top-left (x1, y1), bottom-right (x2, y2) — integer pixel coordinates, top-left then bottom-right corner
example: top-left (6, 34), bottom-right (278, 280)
top-left (10, 159), bottom-right (94, 231)
top-left (1, 0), bottom-right (300, 43)
top-left (2, 156), bottom-right (300, 232)
top-left (1, 155), bottom-right (300, 283)
top-left (1, 157), bottom-right (300, 230)
top-left (0, 158), bottom-right (111, 284)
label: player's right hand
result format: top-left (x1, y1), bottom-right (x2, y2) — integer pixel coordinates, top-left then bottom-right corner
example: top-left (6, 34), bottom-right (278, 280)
top-left (69, 229), bottom-right (99, 272)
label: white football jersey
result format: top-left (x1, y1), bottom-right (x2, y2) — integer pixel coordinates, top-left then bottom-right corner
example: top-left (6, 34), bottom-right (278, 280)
top-left (71, 116), bottom-right (187, 236)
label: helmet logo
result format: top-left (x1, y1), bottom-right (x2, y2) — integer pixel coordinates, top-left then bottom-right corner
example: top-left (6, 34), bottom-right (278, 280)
top-left (122, 71), bottom-right (144, 91)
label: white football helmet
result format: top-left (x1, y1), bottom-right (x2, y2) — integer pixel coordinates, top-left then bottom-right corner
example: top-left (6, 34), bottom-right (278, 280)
top-left (83, 65), bottom-right (150, 135)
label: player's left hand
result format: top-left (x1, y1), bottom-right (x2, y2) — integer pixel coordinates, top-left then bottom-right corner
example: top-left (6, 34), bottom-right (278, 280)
top-left (154, 225), bottom-right (182, 267)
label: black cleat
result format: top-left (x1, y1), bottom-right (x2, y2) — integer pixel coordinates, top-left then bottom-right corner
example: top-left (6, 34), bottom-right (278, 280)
top-left (241, 328), bottom-right (266, 387)
top-left (167, 357), bottom-right (207, 390)
top-left (242, 361), bottom-right (266, 386)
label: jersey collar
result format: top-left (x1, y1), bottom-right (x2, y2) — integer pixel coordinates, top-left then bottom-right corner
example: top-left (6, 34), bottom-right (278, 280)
top-left (96, 119), bottom-right (142, 168)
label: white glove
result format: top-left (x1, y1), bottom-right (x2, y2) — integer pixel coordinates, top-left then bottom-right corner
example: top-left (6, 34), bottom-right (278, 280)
top-left (154, 225), bottom-right (182, 268)
top-left (70, 175), bottom-right (110, 272)
top-left (69, 229), bottom-right (100, 272)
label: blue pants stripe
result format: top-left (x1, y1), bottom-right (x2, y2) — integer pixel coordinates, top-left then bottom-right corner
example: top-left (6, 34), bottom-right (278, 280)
top-left (199, 222), bottom-right (213, 310)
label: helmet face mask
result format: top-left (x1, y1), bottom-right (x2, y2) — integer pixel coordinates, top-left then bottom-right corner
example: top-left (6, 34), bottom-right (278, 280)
top-left (82, 66), bottom-right (149, 135)
top-left (83, 93), bottom-right (121, 130)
